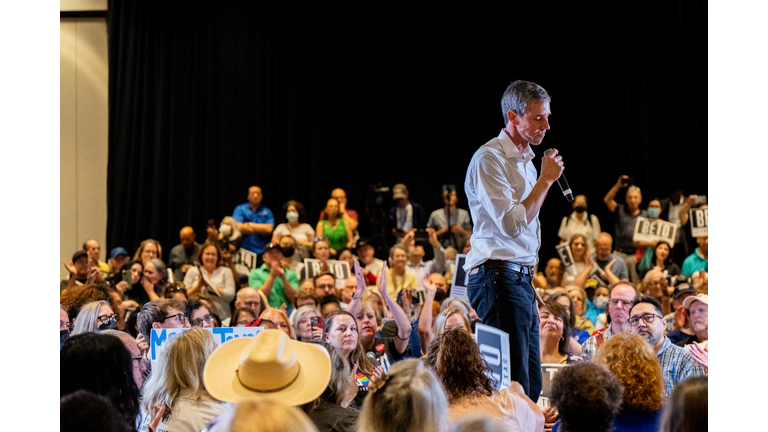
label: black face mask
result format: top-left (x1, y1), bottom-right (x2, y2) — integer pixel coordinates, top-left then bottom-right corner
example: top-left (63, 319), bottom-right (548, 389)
top-left (574, 206), bottom-right (586, 213)
top-left (60, 330), bottom-right (70, 350)
top-left (282, 246), bottom-right (295, 258)
top-left (98, 320), bottom-right (118, 331)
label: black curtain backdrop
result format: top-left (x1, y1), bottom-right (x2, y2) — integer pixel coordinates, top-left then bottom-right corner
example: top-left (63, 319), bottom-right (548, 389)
top-left (106, 2), bottom-right (707, 265)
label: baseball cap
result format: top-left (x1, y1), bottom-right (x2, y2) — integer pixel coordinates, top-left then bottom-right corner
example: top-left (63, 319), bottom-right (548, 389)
top-left (264, 242), bottom-right (283, 254)
top-left (110, 247), bottom-right (129, 259)
top-left (672, 282), bottom-right (696, 300)
top-left (393, 184), bottom-right (408, 200)
top-left (72, 250), bottom-right (88, 262)
top-left (683, 293), bottom-right (708, 309)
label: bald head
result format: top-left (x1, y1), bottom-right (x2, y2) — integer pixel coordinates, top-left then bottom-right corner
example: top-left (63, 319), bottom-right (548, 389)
top-left (595, 232), bottom-right (613, 260)
top-left (235, 287), bottom-right (263, 317)
top-left (180, 226), bottom-right (196, 248)
top-left (331, 188), bottom-right (347, 206)
top-left (83, 239), bottom-right (100, 262)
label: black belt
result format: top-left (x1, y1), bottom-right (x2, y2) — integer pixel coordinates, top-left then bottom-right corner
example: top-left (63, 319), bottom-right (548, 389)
top-left (614, 248), bottom-right (635, 255)
top-left (480, 260), bottom-right (534, 275)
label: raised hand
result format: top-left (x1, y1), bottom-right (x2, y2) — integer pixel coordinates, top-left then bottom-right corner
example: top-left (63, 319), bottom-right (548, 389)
top-left (369, 365), bottom-right (385, 386)
top-left (354, 259), bottom-right (366, 297)
top-left (63, 261), bottom-right (77, 276)
top-left (688, 341), bottom-right (708, 369)
top-left (341, 363), bottom-right (359, 408)
top-left (423, 273), bottom-right (436, 298)
top-left (116, 280), bottom-right (129, 295)
top-left (616, 175), bottom-right (629, 187)
top-left (595, 331), bottom-right (606, 349)
top-left (426, 227), bottom-right (439, 246)
top-left (378, 261), bottom-right (389, 299)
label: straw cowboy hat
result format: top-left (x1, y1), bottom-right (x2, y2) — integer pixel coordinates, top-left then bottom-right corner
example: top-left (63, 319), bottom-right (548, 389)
top-left (204, 329), bottom-right (331, 405)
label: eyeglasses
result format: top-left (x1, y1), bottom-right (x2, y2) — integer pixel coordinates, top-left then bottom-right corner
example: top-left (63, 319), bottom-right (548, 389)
top-left (243, 301), bottom-right (260, 308)
top-left (98, 314), bottom-right (119, 324)
top-left (191, 315), bottom-right (214, 326)
top-left (608, 298), bottom-right (633, 307)
top-left (132, 356), bottom-right (143, 369)
top-left (627, 313), bottom-right (664, 326)
top-left (60, 320), bottom-right (73, 331)
top-left (162, 313), bottom-right (187, 324)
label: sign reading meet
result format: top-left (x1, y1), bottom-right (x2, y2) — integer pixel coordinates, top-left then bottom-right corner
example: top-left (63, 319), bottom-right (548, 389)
top-left (451, 254), bottom-right (469, 300)
top-left (689, 209), bottom-right (708, 237)
top-left (474, 323), bottom-right (511, 391)
top-left (150, 327), bottom-right (262, 369)
top-left (632, 217), bottom-right (678, 246)
top-left (303, 259), bottom-right (351, 288)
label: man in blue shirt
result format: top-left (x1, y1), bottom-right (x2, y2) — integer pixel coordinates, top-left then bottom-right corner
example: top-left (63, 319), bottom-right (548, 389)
top-left (233, 186), bottom-right (274, 256)
top-left (681, 236), bottom-right (708, 276)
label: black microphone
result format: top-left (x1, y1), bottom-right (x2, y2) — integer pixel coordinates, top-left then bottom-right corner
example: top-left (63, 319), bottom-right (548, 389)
top-left (543, 149), bottom-right (574, 202)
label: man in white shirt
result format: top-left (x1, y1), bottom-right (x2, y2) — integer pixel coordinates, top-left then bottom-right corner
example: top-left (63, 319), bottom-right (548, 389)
top-left (463, 80), bottom-right (564, 402)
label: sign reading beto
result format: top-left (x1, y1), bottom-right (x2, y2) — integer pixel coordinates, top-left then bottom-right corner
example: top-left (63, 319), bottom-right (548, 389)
top-left (232, 249), bottom-right (259, 272)
top-left (150, 327), bottom-right (262, 369)
top-left (632, 218), bottom-right (678, 246)
top-left (689, 209), bottom-right (708, 237)
top-left (474, 323), bottom-right (511, 391)
top-left (451, 254), bottom-right (469, 301)
top-left (303, 259), bottom-right (351, 289)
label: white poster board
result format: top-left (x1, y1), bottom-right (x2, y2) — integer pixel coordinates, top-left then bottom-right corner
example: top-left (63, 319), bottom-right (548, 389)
top-left (689, 209), bottom-right (708, 237)
top-left (537, 363), bottom-right (568, 409)
top-left (632, 217), bottom-right (678, 247)
top-left (303, 259), bottom-right (351, 289)
top-left (474, 323), bottom-right (511, 391)
top-left (150, 327), bottom-right (262, 370)
top-left (450, 254), bottom-right (469, 300)
top-left (232, 248), bottom-right (259, 272)
top-left (555, 243), bottom-right (577, 276)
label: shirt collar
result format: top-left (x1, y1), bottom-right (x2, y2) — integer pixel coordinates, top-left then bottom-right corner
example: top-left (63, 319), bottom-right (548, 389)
top-left (498, 129), bottom-right (535, 163)
top-left (656, 336), bottom-right (671, 356)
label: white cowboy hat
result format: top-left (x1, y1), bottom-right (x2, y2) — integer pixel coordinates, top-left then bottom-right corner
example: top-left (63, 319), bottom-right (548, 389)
top-left (204, 329), bottom-right (330, 405)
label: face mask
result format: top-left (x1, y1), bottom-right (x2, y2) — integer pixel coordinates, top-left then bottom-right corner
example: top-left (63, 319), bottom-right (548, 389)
top-left (647, 208), bottom-right (661, 218)
top-left (98, 320), bottom-right (118, 331)
top-left (219, 224), bottom-right (232, 236)
top-left (60, 330), bottom-right (70, 350)
top-left (574, 206), bottom-right (586, 213)
top-left (282, 246), bottom-right (295, 258)
top-left (286, 212), bottom-right (299, 222)
top-left (594, 296), bottom-right (609, 310)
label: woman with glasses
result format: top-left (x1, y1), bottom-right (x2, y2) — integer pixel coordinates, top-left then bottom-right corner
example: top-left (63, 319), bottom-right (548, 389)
top-left (183, 241), bottom-right (236, 322)
top-left (133, 238), bottom-right (162, 264)
top-left (186, 299), bottom-right (216, 328)
top-left (140, 327), bottom-right (229, 432)
top-left (71, 300), bottom-right (119, 335)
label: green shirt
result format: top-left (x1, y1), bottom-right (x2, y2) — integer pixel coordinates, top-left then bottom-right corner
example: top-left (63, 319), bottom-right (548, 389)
top-left (248, 264), bottom-right (299, 308)
top-left (320, 219), bottom-right (347, 255)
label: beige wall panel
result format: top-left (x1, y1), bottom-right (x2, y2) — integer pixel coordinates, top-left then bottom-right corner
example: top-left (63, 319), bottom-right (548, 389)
top-left (60, 0), bottom-right (107, 11)
top-left (60, 21), bottom-right (78, 280)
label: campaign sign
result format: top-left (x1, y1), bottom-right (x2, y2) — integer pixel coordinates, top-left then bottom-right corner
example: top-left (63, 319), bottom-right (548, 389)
top-left (689, 209), bottom-right (708, 237)
top-left (555, 243), bottom-right (577, 276)
top-left (474, 323), bottom-right (511, 391)
top-left (632, 218), bottom-right (678, 247)
top-left (150, 327), bottom-right (262, 369)
top-left (232, 248), bottom-right (259, 272)
top-left (303, 259), bottom-right (351, 289)
top-left (540, 363), bottom-right (567, 398)
top-left (450, 254), bottom-right (469, 300)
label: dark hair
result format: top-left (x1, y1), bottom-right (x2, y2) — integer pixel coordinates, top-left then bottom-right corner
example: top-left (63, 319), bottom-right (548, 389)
top-left (541, 300), bottom-right (572, 356)
top-left (659, 376), bottom-right (708, 432)
top-left (550, 362), bottom-right (623, 432)
top-left (632, 295), bottom-right (663, 316)
top-left (281, 200), bottom-right (307, 224)
top-left (500, 80), bottom-right (551, 124)
top-left (163, 281), bottom-right (187, 300)
top-left (231, 307), bottom-right (257, 326)
top-left (427, 329), bottom-right (495, 403)
top-left (295, 291), bottom-right (320, 309)
top-left (196, 241), bottom-right (223, 267)
top-left (652, 241), bottom-right (675, 268)
top-left (60, 333), bottom-right (140, 427)
top-left (137, 299), bottom-right (186, 340)
top-left (185, 299), bottom-right (210, 319)
top-left (313, 271), bottom-right (336, 286)
top-left (548, 292), bottom-right (576, 329)
top-left (210, 313), bottom-right (222, 327)
top-left (61, 390), bottom-right (131, 432)
top-left (60, 283), bottom-right (121, 323)
top-left (320, 295), bottom-right (342, 316)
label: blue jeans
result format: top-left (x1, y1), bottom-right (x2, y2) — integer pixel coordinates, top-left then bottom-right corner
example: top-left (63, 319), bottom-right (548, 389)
top-left (467, 266), bottom-right (542, 402)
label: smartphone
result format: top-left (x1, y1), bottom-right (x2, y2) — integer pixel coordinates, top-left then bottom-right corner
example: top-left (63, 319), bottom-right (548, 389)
top-left (414, 229), bottom-right (429, 245)
top-left (122, 268), bottom-right (133, 290)
top-left (694, 195), bottom-right (707, 205)
top-left (310, 316), bottom-right (324, 328)
top-left (623, 176), bottom-right (636, 187)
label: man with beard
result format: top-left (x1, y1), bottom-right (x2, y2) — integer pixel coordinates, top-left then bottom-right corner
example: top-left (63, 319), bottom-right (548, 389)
top-left (581, 280), bottom-right (638, 361)
top-left (675, 294), bottom-right (708, 347)
top-left (629, 295), bottom-right (704, 396)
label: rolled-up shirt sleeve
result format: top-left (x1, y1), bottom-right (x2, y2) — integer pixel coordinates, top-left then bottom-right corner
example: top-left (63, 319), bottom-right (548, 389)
top-left (475, 153), bottom-right (529, 238)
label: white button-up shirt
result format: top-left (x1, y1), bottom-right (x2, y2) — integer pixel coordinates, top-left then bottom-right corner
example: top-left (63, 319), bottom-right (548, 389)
top-left (464, 129), bottom-right (540, 271)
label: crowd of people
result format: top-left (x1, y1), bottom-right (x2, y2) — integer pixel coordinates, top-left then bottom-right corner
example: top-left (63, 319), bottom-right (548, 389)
top-left (60, 179), bottom-right (708, 432)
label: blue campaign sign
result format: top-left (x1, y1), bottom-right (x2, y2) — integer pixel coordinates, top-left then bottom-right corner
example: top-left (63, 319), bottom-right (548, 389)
top-left (474, 323), bottom-right (511, 391)
top-left (150, 327), bottom-right (262, 369)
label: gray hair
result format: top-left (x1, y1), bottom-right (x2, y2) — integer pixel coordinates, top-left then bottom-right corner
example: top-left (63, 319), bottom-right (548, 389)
top-left (500, 80), bottom-right (551, 124)
top-left (71, 300), bottom-right (111, 335)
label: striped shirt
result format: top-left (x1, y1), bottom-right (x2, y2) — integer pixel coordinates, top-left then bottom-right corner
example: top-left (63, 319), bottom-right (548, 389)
top-left (656, 337), bottom-right (706, 397)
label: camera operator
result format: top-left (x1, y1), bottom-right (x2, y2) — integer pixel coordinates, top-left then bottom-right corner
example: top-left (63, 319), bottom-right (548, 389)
top-left (427, 184), bottom-right (473, 250)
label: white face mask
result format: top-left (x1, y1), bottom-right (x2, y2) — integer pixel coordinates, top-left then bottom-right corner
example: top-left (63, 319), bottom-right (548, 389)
top-left (219, 224), bottom-right (232, 236)
top-left (594, 296), bottom-right (609, 310)
top-left (286, 211), bottom-right (299, 222)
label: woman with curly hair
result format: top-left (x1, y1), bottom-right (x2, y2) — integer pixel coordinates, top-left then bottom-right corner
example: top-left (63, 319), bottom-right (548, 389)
top-left (592, 332), bottom-right (664, 431)
top-left (550, 362), bottom-right (623, 432)
top-left (427, 329), bottom-right (544, 432)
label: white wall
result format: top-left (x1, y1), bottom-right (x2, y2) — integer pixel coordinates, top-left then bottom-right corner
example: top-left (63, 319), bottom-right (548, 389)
top-left (60, 18), bottom-right (108, 280)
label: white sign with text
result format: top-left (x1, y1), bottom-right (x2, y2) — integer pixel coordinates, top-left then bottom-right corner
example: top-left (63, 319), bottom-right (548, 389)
top-left (303, 259), bottom-right (351, 289)
top-left (474, 323), bottom-right (511, 391)
top-left (689, 209), bottom-right (708, 237)
top-left (150, 327), bottom-right (262, 370)
top-left (450, 254), bottom-right (469, 300)
top-left (632, 217), bottom-right (678, 246)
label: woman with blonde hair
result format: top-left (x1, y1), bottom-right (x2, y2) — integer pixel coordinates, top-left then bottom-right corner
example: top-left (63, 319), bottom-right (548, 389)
top-left (293, 305), bottom-right (323, 342)
top-left (215, 399), bottom-right (319, 432)
top-left (71, 300), bottom-right (118, 335)
top-left (566, 286), bottom-right (596, 333)
top-left (418, 275), bottom-right (472, 354)
top-left (140, 327), bottom-right (228, 431)
top-left (300, 344), bottom-right (359, 432)
top-left (429, 329), bottom-right (544, 432)
top-left (260, 307), bottom-right (296, 339)
top-left (359, 358), bottom-right (449, 432)
top-left (592, 332), bottom-right (664, 431)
